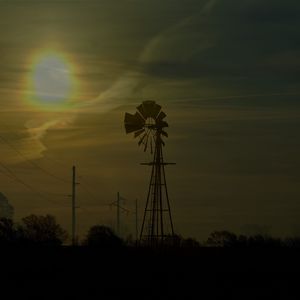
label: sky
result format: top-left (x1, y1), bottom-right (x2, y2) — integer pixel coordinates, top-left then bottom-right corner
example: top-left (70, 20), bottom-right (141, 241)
top-left (0, 0), bottom-right (300, 241)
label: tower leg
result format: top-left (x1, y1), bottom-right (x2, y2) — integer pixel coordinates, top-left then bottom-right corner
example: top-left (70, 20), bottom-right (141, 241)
top-left (139, 133), bottom-right (174, 247)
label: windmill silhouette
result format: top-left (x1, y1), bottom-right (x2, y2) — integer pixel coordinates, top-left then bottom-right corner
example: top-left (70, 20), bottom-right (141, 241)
top-left (124, 100), bottom-right (175, 246)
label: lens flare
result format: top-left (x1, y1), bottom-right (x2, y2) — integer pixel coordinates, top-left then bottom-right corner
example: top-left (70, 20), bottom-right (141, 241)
top-left (27, 51), bottom-right (78, 111)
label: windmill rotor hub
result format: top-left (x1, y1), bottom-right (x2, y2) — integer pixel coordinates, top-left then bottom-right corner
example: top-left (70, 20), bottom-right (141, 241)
top-left (124, 100), bottom-right (169, 152)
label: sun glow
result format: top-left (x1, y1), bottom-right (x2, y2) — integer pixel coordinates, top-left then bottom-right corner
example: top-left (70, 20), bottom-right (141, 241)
top-left (27, 50), bottom-right (78, 111)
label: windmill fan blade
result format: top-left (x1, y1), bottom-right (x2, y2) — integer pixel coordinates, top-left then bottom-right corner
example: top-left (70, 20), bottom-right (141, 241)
top-left (156, 111), bottom-right (166, 121)
top-left (138, 132), bottom-right (147, 146)
top-left (125, 101), bottom-right (170, 155)
top-left (137, 101), bottom-right (161, 119)
top-left (124, 112), bottom-right (145, 134)
top-left (156, 120), bottom-right (168, 129)
top-left (145, 101), bottom-right (161, 119)
top-left (150, 136), bottom-right (153, 154)
top-left (161, 130), bottom-right (168, 138)
top-left (134, 128), bottom-right (145, 138)
top-left (144, 136), bottom-right (148, 152)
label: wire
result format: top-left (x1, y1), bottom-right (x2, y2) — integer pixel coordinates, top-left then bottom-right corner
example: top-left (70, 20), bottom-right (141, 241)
top-left (0, 164), bottom-right (17, 181)
top-left (76, 171), bottom-right (111, 206)
top-left (0, 135), bottom-right (70, 183)
top-left (0, 160), bottom-right (69, 206)
top-left (78, 181), bottom-right (98, 203)
top-left (0, 119), bottom-right (70, 183)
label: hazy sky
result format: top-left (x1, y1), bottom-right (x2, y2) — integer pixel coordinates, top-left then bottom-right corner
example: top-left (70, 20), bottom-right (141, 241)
top-left (0, 0), bottom-right (300, 241)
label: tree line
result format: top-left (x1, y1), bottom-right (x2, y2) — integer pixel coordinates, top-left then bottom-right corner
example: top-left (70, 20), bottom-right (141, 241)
top-left (0, 214), bottom-right (300, 248)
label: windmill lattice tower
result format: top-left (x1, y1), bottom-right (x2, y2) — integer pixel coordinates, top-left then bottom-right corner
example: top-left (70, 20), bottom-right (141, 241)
top-left (124, 101), bottom-right (175, 246)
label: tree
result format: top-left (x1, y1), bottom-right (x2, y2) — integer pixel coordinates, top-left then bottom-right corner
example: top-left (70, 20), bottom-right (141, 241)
top-left (21, 214), bottom-right (68, 246)
top-left (181, 237), bottom-right (201, 248)
top-left (206, 231), bottom-right (283, 248)
top-left (0, 218), bottom-right (18, 244)
top-left (0, 193), bottom-right (14, 219)
top-left (247, 234), bottom-right (282, 247)
top-left (83, 225), bottom-right (123, 248)
top-left (284, 237), bottom-right (300, 248)
top-left (206, 231), bottom-right (238, 247)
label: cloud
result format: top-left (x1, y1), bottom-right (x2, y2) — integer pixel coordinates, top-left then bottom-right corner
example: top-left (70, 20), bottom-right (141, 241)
top-left (82, 0), bottom-right (300, 114)
top-left (2, 0), bottom-right (300, 163)
top-left (78, 72), bottom-right (144, 113)
top-left (140, 0), bottom-right (216, 64)
top-left (26, 117), bottom-right (73, 139)
top-left (76, 1), bottom-right (214, 112)
top-left (0, 115), bottom-right (75, 164)
top-left (138, 0), bottom-right (300, 87)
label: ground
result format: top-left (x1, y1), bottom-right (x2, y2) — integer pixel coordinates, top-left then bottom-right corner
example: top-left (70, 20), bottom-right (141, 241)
top-left (1, 247), bottom-right (299, 299)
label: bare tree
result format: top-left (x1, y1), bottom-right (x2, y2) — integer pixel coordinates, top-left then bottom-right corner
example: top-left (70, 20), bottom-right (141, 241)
top-left (21, 214), bottom-right (68, 246)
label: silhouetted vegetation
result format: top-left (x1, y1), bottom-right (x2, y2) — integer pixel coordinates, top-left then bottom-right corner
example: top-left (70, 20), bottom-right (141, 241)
top-left (82, 225), bottom-right (124, 248)
top-left (0, 215), bottom-right (67, 246)
top-left (161, 234), bottom-right (201, 248)
top-left (2, 217), bottom-right (300, 250)
top-left (206, 230), bottom-right (283, 248)
top-left (0, 218), bottom-right (20, 245)
top-left (20, 214), bottom-right (68, 246)
top-left (0, 222), bottom-right (299, 298)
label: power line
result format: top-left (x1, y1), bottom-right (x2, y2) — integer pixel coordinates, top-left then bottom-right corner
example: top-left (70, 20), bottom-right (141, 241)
top-left (0, 134), bottom-right (70, 183)
top-left (71, 165), bottom-right (77, 246)
top-left (0, 160), bottom-right (69, 206)
top-left (0, 121), bottom-right (119, 213)
top-left (76, 176), bottom-right (99, 204)
top-left (0, 119), bottom-right (70, 183)
top-left (76, 172), bottom-right (111, 208)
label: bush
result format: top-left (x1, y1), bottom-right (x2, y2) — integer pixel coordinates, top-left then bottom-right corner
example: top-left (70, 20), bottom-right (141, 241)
top-left (83, 225), bottom-right (123, 248)
top-left (206, 231), bottom-right (238, 247)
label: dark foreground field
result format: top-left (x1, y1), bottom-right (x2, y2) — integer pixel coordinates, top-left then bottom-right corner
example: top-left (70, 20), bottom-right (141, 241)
top-left (1, 247), bottom-right (300, 299)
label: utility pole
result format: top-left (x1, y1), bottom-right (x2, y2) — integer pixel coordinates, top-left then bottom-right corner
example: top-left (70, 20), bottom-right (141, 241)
top-left (135, 199), bottom-right (138, 242)
top-left (72, 165), bottom-right (77, 246)
top-left (117, 192), bottom-right (120, 236)
top-left (109, 193), bottom-right (130, 238)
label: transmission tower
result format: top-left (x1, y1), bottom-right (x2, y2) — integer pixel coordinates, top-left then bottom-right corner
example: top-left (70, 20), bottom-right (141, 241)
top-left (109, 192), bottom-right (129, 238)
top-left (124, 100), bottom-right (175, 246)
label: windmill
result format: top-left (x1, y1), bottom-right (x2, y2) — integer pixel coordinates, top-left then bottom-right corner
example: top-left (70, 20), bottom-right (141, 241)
top-left (124, 100), bottom-right (175, 246)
